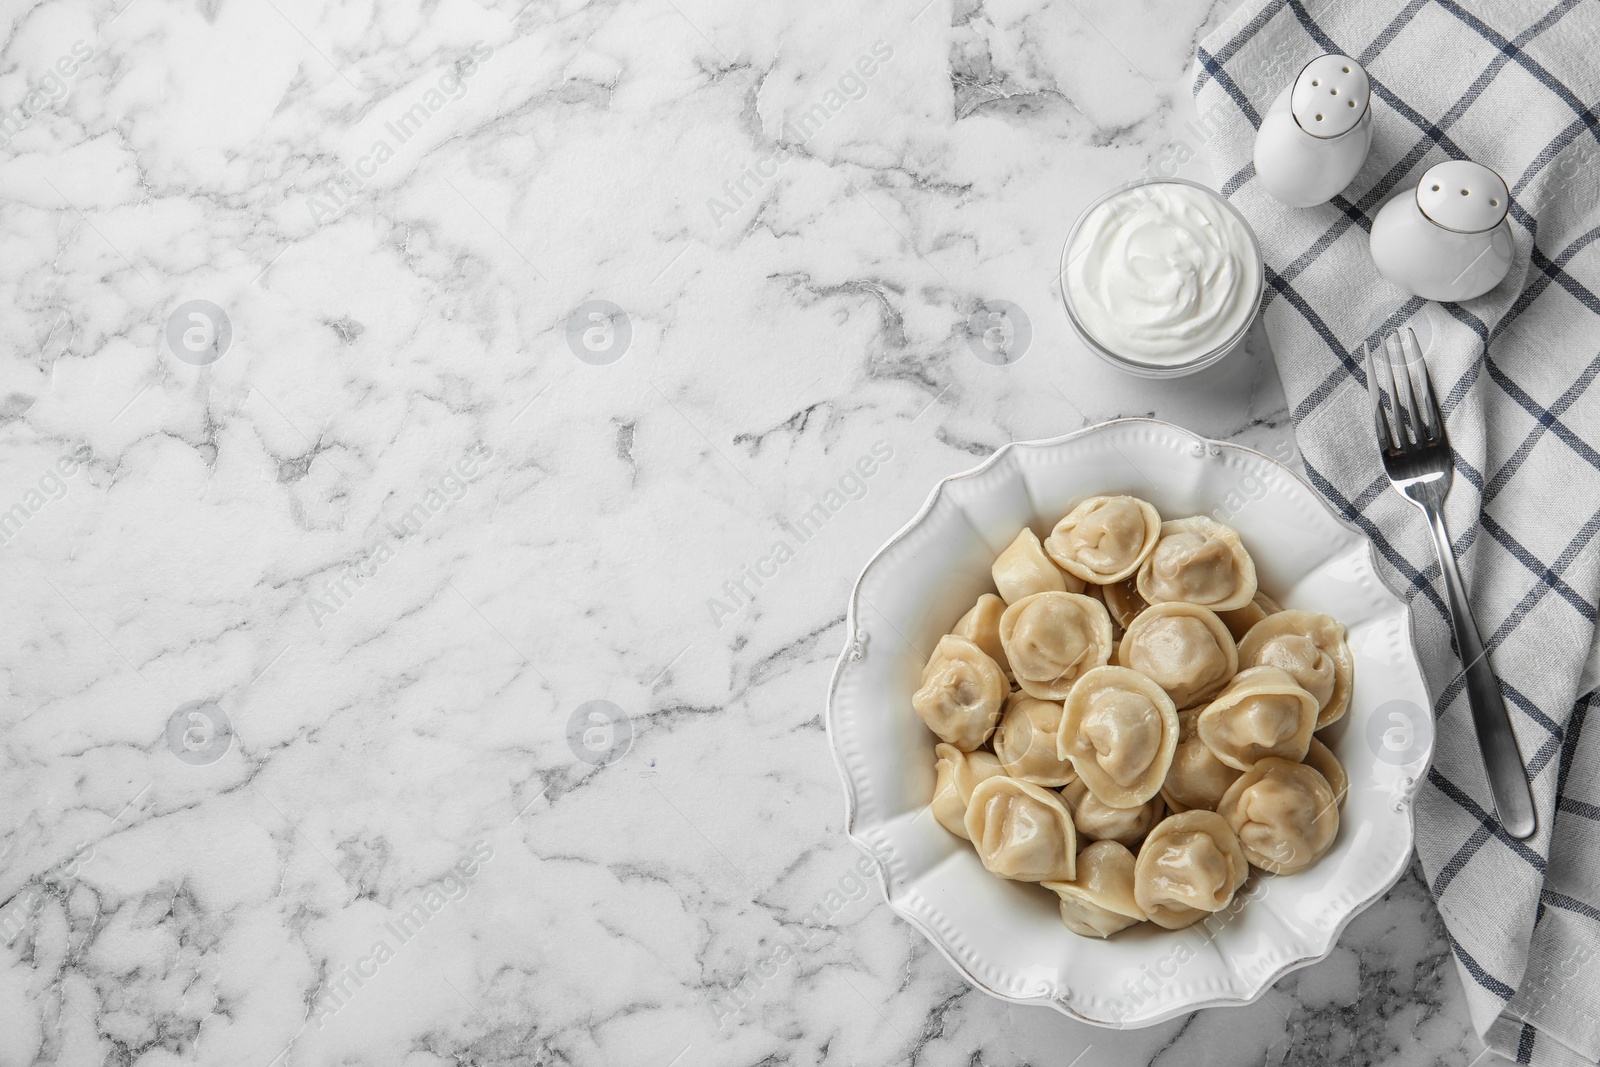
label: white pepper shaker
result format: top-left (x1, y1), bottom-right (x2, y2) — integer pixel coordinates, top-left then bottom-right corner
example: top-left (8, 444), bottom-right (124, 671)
top-left (1253, 54), bottom-right (1374, 208)
top-left (1369, 159), bottom-right (1515, 301)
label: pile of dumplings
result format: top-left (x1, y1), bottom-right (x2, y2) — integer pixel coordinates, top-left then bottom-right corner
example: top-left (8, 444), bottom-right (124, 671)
top-left (919, 495), bottom-right (1354, 938)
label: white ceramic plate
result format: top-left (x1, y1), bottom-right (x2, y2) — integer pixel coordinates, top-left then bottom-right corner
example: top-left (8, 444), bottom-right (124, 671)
top-left (825, 419), bottom-right (1433, 1028)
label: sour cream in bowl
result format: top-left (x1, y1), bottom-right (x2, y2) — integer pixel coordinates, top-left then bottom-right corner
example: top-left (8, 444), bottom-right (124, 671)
top-left (1061, 178), bottom-right (1264, 378)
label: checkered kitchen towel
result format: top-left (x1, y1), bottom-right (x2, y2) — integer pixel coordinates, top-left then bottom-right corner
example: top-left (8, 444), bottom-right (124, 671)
top-left (1194, 2), bottom-right (1600, 1063)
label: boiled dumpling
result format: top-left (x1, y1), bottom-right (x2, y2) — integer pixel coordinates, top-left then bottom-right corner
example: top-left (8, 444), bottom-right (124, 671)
top-left (1237, 611), bottom-right (1354, 728)
top-left (1100, 577), bottom-right (1148, 630)
top-left (1133, 810), bottom-right (1250, 929)
top-left (1217, 757), bottom-right (1338, 875)
top-left (1042, 840), bottom-right (1147, 937)
top-left (912, 635), bottom-right (1006, 750)
top-left (1136, 517), bottom-right (1258, 612)
top-left (950, 593), bottom-right (1012, 678)
top-left (1302, 736), bottom-right (1348, 808)
top-left (1044, 495), bottom-right (1162, 584)
top-left (930, 743), bottom-right (1006, 839)
top-left (1217, 589), bottom-right (1283, 642)
top-left (1059, 778), bottom-right (1164, 848)
top-left (998, 592), bottom-right (1114, 700)
top-left (993, 527), bottom-right (1084, 603)
top-left (1118, 602), bottom-right (1238, 709)
top-left (1196, 665), bottom-right (1318, 770)
top-left (1058, 665), bottom-right (1178, 807)
top-left (964, 776), bottom-right (1077, 882)
top-left (993, 692), bottom-right (1077, 786)
top-left (1161, 708), bottom-right (1243, 813)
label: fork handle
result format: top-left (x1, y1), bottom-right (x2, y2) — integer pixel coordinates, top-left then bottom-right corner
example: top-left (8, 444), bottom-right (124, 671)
top-left (1422, 503), bottom-right (1538, 839)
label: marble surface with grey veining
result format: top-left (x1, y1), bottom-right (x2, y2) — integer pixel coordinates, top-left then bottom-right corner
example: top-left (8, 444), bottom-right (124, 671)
top-left (0, 0), bottom-right (1498, 1063)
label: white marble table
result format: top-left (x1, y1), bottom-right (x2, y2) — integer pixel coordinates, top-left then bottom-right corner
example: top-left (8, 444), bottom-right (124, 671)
top-left (0, 0), bottom-right (1495, 1063)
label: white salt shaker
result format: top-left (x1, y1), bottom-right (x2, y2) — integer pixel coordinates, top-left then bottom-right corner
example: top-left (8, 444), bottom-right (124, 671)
top-left (1253, 54), bottom-right (1374, 208)
top-left (1369, 159), bottom-right (1515, 301)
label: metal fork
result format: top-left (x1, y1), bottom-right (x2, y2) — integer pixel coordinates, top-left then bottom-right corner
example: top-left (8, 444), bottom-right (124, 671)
top-left (1365, 327), bottom-right (1536, 839)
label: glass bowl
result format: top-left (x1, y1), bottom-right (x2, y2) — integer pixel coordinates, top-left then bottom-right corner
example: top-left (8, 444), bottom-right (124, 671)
top-left (1059, 177), bottom-right (1265, 379)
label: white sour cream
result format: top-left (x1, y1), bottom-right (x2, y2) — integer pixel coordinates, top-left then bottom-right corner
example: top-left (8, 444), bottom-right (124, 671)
top-left (1064, 182), bottom-right (1261, 366)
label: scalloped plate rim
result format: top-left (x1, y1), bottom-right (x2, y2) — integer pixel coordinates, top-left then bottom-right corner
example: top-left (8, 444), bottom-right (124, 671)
top-left (823, 417), bottom-right (1432, 1027)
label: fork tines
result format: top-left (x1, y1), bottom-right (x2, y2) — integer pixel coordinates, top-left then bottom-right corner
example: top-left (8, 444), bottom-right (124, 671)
top-left (1364, 327), bottom-right (1443, 452)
